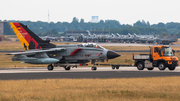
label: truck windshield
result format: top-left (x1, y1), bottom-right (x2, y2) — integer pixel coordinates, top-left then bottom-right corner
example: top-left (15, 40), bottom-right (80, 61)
top-left (161, 47), bottom-right (174, 56)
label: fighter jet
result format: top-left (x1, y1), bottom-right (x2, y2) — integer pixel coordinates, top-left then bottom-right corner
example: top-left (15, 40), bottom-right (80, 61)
top-left (40, 36), bottom-right (60, 41)
top-left (7, 22), bottom-right (120, 71)
top-left (117, 33), bottom-right (134, 43)
top-left (156, 34), bottom-right (178, 45)
top-left (40, 36), bottom-right (74, 42)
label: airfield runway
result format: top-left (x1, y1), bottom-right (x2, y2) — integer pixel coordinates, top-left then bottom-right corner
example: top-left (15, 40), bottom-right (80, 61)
top-left (0, 67), bottom-right (180, 80)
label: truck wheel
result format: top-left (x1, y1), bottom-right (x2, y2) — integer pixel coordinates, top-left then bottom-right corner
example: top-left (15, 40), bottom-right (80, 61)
top-left (116, 66), bottom-right (119, 69)
top-left (147, 68), bottom-right (154, 70)
top-left (137, 62), bottom-right (144, 70)
top-left (168, 66), bottom-right (176, 70)
top-left (112, 66), bottom-right (115, 70)
top-left (158, 62), bottom-right (166, 70)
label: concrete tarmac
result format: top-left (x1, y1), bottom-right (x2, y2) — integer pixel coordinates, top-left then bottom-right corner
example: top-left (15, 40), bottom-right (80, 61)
top-left (0, 67), bottom-right (180, 80)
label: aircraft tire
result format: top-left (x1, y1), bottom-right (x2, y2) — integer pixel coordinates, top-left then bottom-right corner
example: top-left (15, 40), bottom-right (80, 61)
top-left (116, 66), bottom-right (119, 69)
top-left (47, 64), bottom-right (54, 71)
top-left (158, 62), bottom-right (166, 70)
top-left (64, 66), bottom-right (71, 70)
top-left (91, 66), bottom-right (97, 70)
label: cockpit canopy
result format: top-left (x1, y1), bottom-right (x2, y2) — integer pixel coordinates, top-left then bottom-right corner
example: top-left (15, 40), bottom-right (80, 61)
top-left (78, 43), bottom-right (104, 49)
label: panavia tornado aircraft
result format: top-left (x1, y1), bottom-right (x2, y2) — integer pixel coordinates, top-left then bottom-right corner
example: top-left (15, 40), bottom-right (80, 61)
top-left (7, 22), bottom-right (120, 71)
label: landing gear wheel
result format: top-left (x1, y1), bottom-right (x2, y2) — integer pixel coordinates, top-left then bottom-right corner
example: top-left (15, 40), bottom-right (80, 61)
top-left (158, 62), bottom-right (166, 70)
top-left (64, 66), bottom-right (71, 70)
top-left (112, 66), bottom-right (115, 70)
top-left (137, 62), bottom-right (144, 70)
top-left (168, 66), bottom-right (176, 70)
top-left (116, 66), bottom-right (119, 69)
top-left (147, 68), bottom-right (154, 70)
top-left (91, 66), bottom-right (97, 70)
top-left (47, 64), bottom-right (54, 71)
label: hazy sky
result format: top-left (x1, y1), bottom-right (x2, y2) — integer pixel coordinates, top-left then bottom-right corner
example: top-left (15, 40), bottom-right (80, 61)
top-left (1, 0), bottom-right (180, 25)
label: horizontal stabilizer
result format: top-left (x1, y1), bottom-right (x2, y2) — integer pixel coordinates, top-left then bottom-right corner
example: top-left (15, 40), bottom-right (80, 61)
top-left (43, 40), bottom-right (50, 43)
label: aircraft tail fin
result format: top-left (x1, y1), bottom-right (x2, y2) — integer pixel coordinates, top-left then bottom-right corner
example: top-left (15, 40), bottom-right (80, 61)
top-left (10, 22), bottom-right (56, 50)
top-left (174, 34), bottom-right (178, 41)
top-left (174, 34), bottom-right (178, 38)
top-left (168, 33), bottom-right (173, 38)
top-left (160, 33), bottom-right (165, 38)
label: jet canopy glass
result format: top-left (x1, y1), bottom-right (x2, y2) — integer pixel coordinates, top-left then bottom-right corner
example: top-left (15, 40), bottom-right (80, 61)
top-left (78, 43), bottom-right (104, 49)
top-left (161, 47), bottom-right (174, 56)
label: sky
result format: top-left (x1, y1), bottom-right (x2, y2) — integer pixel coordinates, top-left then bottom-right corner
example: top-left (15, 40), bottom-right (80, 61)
top-left (1, 0), bottom-right (180, 25)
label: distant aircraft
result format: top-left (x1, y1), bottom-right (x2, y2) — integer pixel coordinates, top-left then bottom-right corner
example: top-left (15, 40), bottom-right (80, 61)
top-left (40, 36), bottom-right (74, 42)
top-left (156, 34), bottom-right (178, 45)
top-left (7, 22), bottom-right (120, 71)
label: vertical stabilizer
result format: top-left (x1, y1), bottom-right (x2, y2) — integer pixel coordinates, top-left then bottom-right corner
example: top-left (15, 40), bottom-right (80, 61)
top-left (10, 22), bottom-right (56, 50)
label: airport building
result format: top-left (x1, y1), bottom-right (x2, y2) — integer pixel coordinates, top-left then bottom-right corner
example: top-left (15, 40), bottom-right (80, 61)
top-left (0, 21), bottom-right (4, 35)
top-left (0, 20), bottom-right (8, 35)
top-left (90, 16), bottom-right (99, 23)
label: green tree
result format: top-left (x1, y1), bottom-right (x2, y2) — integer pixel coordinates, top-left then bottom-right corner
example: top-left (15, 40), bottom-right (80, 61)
top-left (51, 29), bottom-right (58, 35)
top-left (80, 19), bottom-right (84, 24)
top-left (4, 22), bottom-right (14, 35)
top-left (157, 22), bottom-right (165, 28)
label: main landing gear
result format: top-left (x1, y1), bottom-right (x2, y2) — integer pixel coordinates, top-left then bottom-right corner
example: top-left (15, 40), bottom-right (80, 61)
top-left (47, 64), bottom-right (54, 71)
top-left (64, 66), bottom-right (71, 70)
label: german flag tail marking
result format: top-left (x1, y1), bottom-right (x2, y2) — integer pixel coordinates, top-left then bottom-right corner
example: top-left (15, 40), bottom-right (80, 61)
top-left (10, 22), bottom-right (56, 50)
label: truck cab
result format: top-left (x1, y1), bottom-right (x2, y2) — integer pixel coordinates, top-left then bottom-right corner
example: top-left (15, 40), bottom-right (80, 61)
top-left (133, 45), bottom-right (179, 70)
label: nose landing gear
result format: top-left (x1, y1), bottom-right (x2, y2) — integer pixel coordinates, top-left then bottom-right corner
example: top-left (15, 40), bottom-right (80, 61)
top-left (91, 65), bottom-right (97, 70)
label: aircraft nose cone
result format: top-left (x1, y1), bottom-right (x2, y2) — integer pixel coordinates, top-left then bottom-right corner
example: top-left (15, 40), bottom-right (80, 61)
top-left (107, 51), bottom-right (120, 59)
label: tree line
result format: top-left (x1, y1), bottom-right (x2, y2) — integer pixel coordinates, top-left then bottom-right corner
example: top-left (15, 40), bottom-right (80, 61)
top-left (4, 18), bottom-right (180, 37)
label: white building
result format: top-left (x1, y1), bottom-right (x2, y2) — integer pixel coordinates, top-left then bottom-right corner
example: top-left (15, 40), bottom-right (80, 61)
top-left (90, 16), bottom-right (99, 23)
